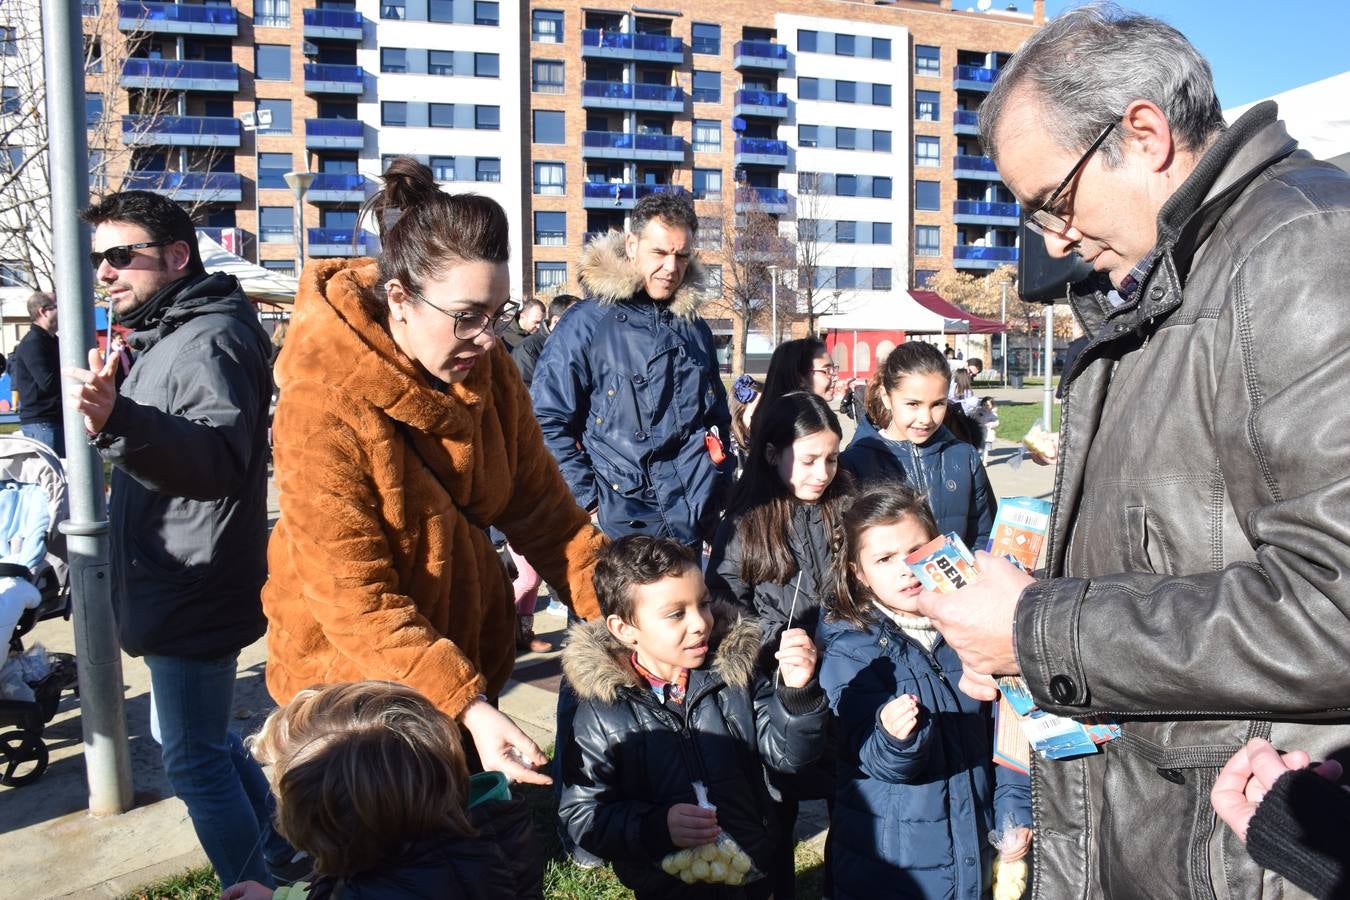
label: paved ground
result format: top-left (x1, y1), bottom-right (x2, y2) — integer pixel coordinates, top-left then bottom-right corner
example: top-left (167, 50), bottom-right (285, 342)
top-left (0, 403), bottom-right (1057, 898)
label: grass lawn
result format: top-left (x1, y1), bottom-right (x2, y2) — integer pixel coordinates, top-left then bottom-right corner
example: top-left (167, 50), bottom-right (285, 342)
top-left (993, 400), bottom-right (1061, 445)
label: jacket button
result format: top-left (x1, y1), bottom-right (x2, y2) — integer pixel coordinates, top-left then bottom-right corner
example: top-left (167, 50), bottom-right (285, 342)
top-left (595, 416), bottom-right (603, 425)
top-left (607, 389), bottom-right (615, 397)
top-left (964, 856), bottom-right (975, 866)
top-left (1049, 674), bottom-right (1076, 703)
top-left (635, 431), bottom-right (647, 441)
top-left (644, 488), bottom-right (656, 499)
top-left (632, 374), bottom-right (646, 385)
top-left (611, 483), bottom-right (620, 490)
top-left (1150, 285), bottom-right (1164, 299)
top-left (1157, 767), bottom-right (1186, 785)
top-left (616, 313), bottom-right (627, 322)
top-left (878, 637), bottom-right (888, 646)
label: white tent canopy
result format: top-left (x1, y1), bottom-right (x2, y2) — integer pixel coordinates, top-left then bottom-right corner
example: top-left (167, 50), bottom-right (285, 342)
top-left (196, 232), bottom-right (298, 305)
top-left (1225, 71), bottom-right (1350, 172)
top-left (818, 290), bottom-right (947, 332)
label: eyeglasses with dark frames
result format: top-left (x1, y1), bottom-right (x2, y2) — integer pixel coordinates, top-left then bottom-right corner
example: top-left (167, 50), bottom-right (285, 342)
top-left (1025, 121), bottom-right (1117, 237)
top-left (89, 240), bottom-right (174, 270)
top-left (812, 364), bottom-right (840, 377)
top-left (411, 293), bottom-right (521, 341)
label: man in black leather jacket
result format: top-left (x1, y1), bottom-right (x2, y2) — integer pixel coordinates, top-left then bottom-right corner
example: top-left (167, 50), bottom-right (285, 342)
top-left (916, 7), bottom-right (1350, 899)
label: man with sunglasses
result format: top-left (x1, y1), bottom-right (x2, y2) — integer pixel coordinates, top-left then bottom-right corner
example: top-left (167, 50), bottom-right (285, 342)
top-left (913, 7), bottom-right (1350, 900)
top-left (9, 291), bottom-right (64, 456)
top-left (66, 191), bottom-right (281, 889)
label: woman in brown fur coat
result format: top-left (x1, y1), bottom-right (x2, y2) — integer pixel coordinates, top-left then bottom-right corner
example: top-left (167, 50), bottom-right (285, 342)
top-left (263, 158), bottom-right (605, 784)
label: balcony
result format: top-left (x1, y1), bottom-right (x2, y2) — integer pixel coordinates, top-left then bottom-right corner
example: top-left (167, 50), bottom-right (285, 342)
top-left (733, 40), bottom-right (789, 71)
top-left (954, 64), bottom-right (999, 93)
top-left (581, 130), bottom-right (685, 162)
top-left (734, 138), bottom-right (789, 168)
top-left (117, 2), bottom-right (238, 36)
top-left (304, 63), bottom-right (364, 95)
top-left (953, 244), bottom-right (1019, 270)
top-left (582, 182), bottom-right (689, 210)
top-left (735, 186), bottom-right (789, 215)
top-left (122, 114), bottom-right (241, 148)
top-left (954, 154), bottom-right (1002, 181)
top-left (305, 118), bottom-right (364, 150)
top-left (308, 228), bottom-right (370, 257)
top-left (121, 58), bottom-right (239, 92)
top-left (308, 173), bottom-right (367, 204)
top-left (953, 200), bottom-right (1020, 226)
top-left (581, 29), bottom-right (684, 64)
top-left (733, 90), bottom-right (788, 119)
top-left (580, 81), bottom-right (684, 113)
top-left (121, 171), bottom-right (243, 203)
top-left (954, 109), bottom-right (980, 135)
top-left (303, 8), bottom-right (364, 41)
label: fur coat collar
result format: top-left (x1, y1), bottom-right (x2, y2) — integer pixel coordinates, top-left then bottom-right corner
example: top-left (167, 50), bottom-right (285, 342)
top-left (577, 232), bottom-right (710, 320)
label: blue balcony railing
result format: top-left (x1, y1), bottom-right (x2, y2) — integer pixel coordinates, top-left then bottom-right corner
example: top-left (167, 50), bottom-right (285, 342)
top-left (303, 8), bottom-right (364, 29)
top-left (581, 29), bottom-right (684, 55)
top-left (304, 63), bottom-right (364, 85)
top-left (735, 138), bottom-right (789, 157)
top-left (310, 174), bottom-right (366, 192)
top-left (954, 245), bottom-right (1019, 261)
top-left (122, 171), bottom-right (243, 194)
top-left (121, 58), bottom-right (239, 86)
top-left (305, 118), bottom-right (363, 139)
top-left (308, 229), bottom-right (370, 253)
top-left (582, 131), bottom-right (685, 154)
top-left (733, 40), bottom-right (788, 62)
top-left (581, 81), bottom-right (684, 104)
top-left (954, 64), bottom-right (999, 84)
top-left (583, 182), bottom-right (688, 203)
top-left (117, 1), bottom-right (238, 26)
top-left (734, 89), bottom-right (788, 109)
top-left (954, 200), bottom-right (1020, 218)
top-left (122, 115), bottom-right (240, 138)
top-left (735, 186), bottom-right (789, 207)
top-left (954, 110), bottom-right (979, 127)
top-left (954, 154), bottom-right (998, 172)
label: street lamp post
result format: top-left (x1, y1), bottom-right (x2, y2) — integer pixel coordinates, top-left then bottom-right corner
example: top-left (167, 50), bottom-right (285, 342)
top-left (1000, 280), bottom-right (1009, 385)
top-left (283, 170), bottom-right (316, 278)
top-left (767, 264), bottom-right (778, 346)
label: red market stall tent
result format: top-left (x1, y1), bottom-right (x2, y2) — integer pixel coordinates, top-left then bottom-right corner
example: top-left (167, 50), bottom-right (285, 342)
top-left (820, 290), bottom-right (1006, 380)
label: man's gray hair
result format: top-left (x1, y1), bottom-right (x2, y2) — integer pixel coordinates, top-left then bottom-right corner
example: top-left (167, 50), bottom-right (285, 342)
top-left (979, 3), bottom-right (1224, 167)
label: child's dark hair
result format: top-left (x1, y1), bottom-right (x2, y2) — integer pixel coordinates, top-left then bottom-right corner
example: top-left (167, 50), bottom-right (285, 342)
top-left (865, 341), bottom-right (951, 428)
top-left (829, 482), bottom-right (939, 630)
top-left (754, 338), bottom-right (828, 434)
top-left (81, 190), bottom-right (206, 277)
top-left (593, 535), bottom-right (700, 624)
top-left (728, 391), bottom-right (852, 586)
top-left (248, 680), bottom-right (475, 878)
top-left (358, 156), bottom-right (510, 324)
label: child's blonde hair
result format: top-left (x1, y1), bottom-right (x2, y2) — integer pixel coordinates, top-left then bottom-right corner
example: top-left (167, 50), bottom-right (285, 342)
top-left (249, 681), bottom-right (475, 877)
top-left (828, 482), bottom-right (939, 629)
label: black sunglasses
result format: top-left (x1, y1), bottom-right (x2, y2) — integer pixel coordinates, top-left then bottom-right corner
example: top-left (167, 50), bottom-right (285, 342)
top-left (89, 239), bottom-right (173, 269)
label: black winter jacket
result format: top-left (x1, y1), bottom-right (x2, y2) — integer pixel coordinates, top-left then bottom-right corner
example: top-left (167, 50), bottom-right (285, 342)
top-left (9, 324), bottom-right (62, 423)
top-left (559, 614), bottom-right (829, 899)
top-left (512, 322), bottom-right (549, 389)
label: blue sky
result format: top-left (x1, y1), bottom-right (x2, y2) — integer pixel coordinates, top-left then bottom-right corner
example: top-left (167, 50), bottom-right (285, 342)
top-left (1042, 1), bottom-right (1348, 106)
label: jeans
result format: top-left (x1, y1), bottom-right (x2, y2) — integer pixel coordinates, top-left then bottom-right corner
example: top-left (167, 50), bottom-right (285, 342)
top-left (146, 652), bottom-right (288, 888)
top-left (20, 419), bottom-right (64, 458)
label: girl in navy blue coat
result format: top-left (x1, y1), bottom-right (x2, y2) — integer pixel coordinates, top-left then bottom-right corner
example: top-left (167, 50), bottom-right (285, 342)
top-left (820, 484), bottom-right (1031, 900)
top-left (840, 341), bottom-right (996, 551)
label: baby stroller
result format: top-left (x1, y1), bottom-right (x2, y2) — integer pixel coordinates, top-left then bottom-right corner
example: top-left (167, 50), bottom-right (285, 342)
top-left (0, 434), bottom-right (78, 787)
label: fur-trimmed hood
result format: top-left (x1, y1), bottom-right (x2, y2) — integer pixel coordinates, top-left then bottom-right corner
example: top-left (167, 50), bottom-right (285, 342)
top-left (561, 606), bottom-right (761, 705)
top-left (577, 232), bottom-right (709, 320)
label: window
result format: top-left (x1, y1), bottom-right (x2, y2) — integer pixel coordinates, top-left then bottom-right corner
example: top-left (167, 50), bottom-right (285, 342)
top-left (703, 263), bottom-right (722, 293)
top-left (0, 145), bottom-right (21, 172)
top-left (475, 105), bottom-right (499, 130)
top-left (798, 218), bottom-right (819, 241)
top-left (798, 171), bottom-right (822, 193)
top-left (533, 161), bottom-right (565, 195)
top-left (692, 70), bottom-right (719, 103)
top-left (0, 261), bottom-right (31, 288)
top-left (836, 220), bottom-right (856, 244)
top-left (256, 0), bottom-right (290, 28)
top-left (873, 131), bottom-right (891, 153)
top-left (89, 149), bottom-right (106, 188)
top-left (255, 44), bottom-right (290, 81)
top-left (692, 168), bottom-right (721, 200)
top-left (84, 92), bottom-right (103, 126)
top-left (835, 174), bottom-right (857, 197)
top-left (319, 157), bottom-right (358, 174)
top-left (872, 38), bottom-right (891, 60)
top-left (475, 53), bottom-right (499, 77)
top-left (380, 0), bottom-right (404, 18)
top-left (0, 26), bottom-right (15, 57)
top-left (915, 90), bottom-right (940, 122)
top-left (430, 103), bottom-right (455, 127)
top-left (427, 0), bottom-right (452, 22)
top-left (872, 222), bottom-right (892, 244)
top-left (475, 158), bottom-right (500, 182)
top-left (915, 180), bottom-right (940, 210)
top-left (836, 127), bottom-right (856, 150)
top-left (535, 261), bottom-right (566, 290)
top-left (381, 101), bottom-right (407, 126)
top-left (693, 120), bottom-right (720, 153)
top-left (872, 176), bottom-right (893, 198)
top-left (797, 30), bottom-right (817, 53)
top-left (262, 260), bottom-right (295, 277)
top-left (2, 87), bottom-right (20, 115)
top-left (431, 156), bottom-right (456, 181)
top-left (532, 59), bottom-right (564, 93)
top-left (798, 124), bottom-right (817, 148)
top-left (532, 9), bottom-right (562, 43)
top-left (533, 110), bottom-right (564, 144)
top-left (380, 47), bottom-right (407, 73)
top-left (836, 266), bottom-right (856, 289)
top-left (260, 207), bottom-right (293, 243)
top-left (872, 268), bottom-right (892, 290)
top-left (691, 23), bottom-right (720, 55)
top-left (835, 81), bottom-right (855, 104)
top-left (915, 44), bottom-right (940, 77)
top-left (915, 225), bottom-right (941, 256)
top-left (258, 152), bottom-right (291, 190)
top-left (428, 50), bottom-right (454, 76)
top-left (534, 211), bottom-right (566, 246)
top-left (258, 98), bottom-right (292, 133)
top-left (916, 136), bottom-right (940, 167)
top-left (86, 37), bottom-right (103, 73)
top-left (835, 34), bottom-right (855, 57)
top-left (696, 216), bottom-right (721, 251)
top-left (872, 84), bottom-right (891, 106)
top-left (323, 210), bottom-right (358, 230)
top-left (474, 1), bottom-right (498, 25)
top-left (914, 269), bottom-right (937, 287)
top-left (797, 78), bottom-right (818, 101)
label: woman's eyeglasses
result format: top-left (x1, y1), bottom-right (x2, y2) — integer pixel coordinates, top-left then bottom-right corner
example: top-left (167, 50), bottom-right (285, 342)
top-left (413, 293), bottom-right (521, 341)
top-left (89, 240), bottom-right (173, 269)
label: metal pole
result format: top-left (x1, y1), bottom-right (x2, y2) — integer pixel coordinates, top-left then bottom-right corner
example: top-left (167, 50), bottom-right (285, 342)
top-left (1043, 304), bottom-right (1055, 430)
top-left (771, 275), bottom-right (778, 346)
top-left (1000, 281), bottom-right (1008, 385)
top-left (41, 0), bottom-right (133, 816)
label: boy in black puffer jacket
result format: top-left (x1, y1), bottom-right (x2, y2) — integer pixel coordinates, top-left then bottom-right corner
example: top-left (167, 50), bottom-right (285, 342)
top-left (559, 536), bottom-right (829, 899)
